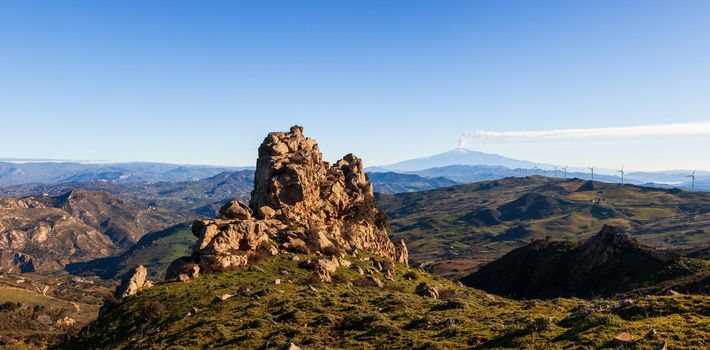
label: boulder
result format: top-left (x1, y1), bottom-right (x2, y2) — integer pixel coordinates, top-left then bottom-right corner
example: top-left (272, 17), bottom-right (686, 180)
top-left (367, 276), bottom-right (384, 288)
top-left (218, 200), bottom-right (252, 220)
top-left (165, 257), bottom-right (200, 281)
top-left (211, 294), bottom-right (233, 304)
top-left (301, 257), bottom-right (340, 283)
top-left (415, 282), bottom-right (439, 299)
top-left (614, 332), bottom-right (633, 343)
top-left (396, 239), bottom-right (409, 267)
top-left (115, 265), bottom-right (151, 298)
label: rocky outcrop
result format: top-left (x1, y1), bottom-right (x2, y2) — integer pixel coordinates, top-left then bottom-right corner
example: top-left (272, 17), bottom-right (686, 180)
top-left (169, 126), bottom-right (405, 277)
top-left (396, 239), bottom-right (409, 267)
top-left (460, 225), bottom-right (687, 299)
top-left (0, 190), bottom-right (185, 273)
top-left (0, 250), bottom-right (35, 273)
top-left (0, 197), bottom-right (118, 272)
top-left (114, 265), bottom-right (153, 298)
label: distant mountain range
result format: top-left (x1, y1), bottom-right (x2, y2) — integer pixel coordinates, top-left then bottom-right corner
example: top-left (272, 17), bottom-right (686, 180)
top-left (370, 148), bottom-right (708, 191)
top-left (0, 170), bottom-right (255, 217)
top-left (0, 160), bottom-right (252, 186)
top-left (2, 151), bottom-right (707, 194)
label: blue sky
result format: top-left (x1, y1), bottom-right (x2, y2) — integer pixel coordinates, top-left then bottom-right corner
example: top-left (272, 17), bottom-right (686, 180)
top-left (1, 1), bottom-right (709, 170)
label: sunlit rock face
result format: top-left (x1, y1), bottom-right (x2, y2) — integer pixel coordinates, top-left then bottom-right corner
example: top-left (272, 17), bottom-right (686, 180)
top-left (170, 125), bottom-right (401, 276)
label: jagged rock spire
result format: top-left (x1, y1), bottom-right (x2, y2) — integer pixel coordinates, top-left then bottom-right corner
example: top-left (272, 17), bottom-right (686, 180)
top-left (168, 126), bottom-right (402, 276)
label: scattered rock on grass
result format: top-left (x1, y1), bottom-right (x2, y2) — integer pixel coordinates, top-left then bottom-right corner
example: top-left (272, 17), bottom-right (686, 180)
top-left (212, 294), bottom-right (233, 304)
top-left (115, 265), bottom-right (152, 298)
top-left (280, 342), bottom-right (302, 350)
top-left (415, 282), bottom-right (439, 299)
top-left (614, 332), bottom-right (632, 344)
top-left (367, 276), bottom-right (384, 288)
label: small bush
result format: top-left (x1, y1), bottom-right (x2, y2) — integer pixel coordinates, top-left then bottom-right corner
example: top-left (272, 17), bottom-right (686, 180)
top-left (403, 271), bottom-right (418, 280)
top-left (438, 288), bottom-right (458, 300)
top-left (0, 302), bottom-right (21, 312)
top-left (340, 312), bottom-right (387, 331)
top-left (432, 299), bottom-right (466, 311)
top-left (138, 301), bottom-right (165, 322)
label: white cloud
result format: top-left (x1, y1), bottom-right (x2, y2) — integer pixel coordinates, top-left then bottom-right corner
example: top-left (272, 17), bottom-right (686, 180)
top-left (459, 121), bottom-right (710, 148)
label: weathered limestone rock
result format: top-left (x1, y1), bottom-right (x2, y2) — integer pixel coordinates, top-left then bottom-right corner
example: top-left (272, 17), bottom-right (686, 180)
top-left (218, 201), bottom-right (252, 220)
top-left (396, 239), bottom-right (409, 267)
top-left (211, 294), bottom-right (233, 304)
top-left (415, 282), bottom-right (440, 299)
top-left (166, 126), bottom-right (406, 278)
top-left (301, 257), bottom-right (341, 282)
top-left (249, 125), bottom-right (397, 257)
top-left (367, 276), bottom-right (384, 288)
top-left (115, 265), bottom-right (152, 298)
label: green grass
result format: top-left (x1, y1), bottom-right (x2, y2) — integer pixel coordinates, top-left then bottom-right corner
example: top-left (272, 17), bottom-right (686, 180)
top-left (66, 224), bottom-right (197, 280)
top-left (0, 285), bottom-right (102, 349)
top-left (59, 254), bottom-right (709, 349)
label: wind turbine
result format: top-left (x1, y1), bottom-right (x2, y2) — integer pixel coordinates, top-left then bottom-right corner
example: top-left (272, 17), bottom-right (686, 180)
top-left (588, 166), bottom-right (595, 182)
top-left (617, 166), bottom-right (625, 185)
top-left (562, 166), bottom-right (568, 179)
top-left (687, 170), bottom-right (696, 192)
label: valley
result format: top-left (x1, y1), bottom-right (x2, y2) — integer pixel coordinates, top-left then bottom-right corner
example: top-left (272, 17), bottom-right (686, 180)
top-left (377, 176), bottom-right (710, 278)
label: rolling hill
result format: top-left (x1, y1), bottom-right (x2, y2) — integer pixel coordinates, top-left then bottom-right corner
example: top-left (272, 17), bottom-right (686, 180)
top-left (0, 190), bottom-right (187, 273)
top-left (56, 253), bottom-right (708, 350)
top-left (367, 172), bottom-right (458, 193)
top-left (66, 223), bottom-right (197, 280)
top-left (376, 176), bottom-right (710, 278)
top-left (461, 225), bottom-right (710, 299)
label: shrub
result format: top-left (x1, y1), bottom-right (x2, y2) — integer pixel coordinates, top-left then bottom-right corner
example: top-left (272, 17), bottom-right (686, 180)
top-left (438, 288), bottom-right (458, 300)
top-left (138, 301), bottom-right (165, 322)
top-left (0, 302), bottom-right (21, 312)
top-left (403, 271), bottom-right (418, 280)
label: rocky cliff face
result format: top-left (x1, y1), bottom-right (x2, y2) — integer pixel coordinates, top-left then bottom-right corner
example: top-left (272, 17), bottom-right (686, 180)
top-left (0, 197), bottom-right (117, 272)
top-left (170, 126), bottom-right (405, 276)
top-left (33, 189), bottom-right (185, 248)
top-left (0, 190), bottom-right (185, 273)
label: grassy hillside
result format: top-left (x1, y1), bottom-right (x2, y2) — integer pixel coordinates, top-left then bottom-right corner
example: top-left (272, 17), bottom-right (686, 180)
top-left (58, 253), bottom-right (708, 349)
top-left (66, 224), bottom-right (197, 280)
top-left (377, 176), bottom-right (710, 278)
top-left (0, 274), bottom-right (112, 348)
